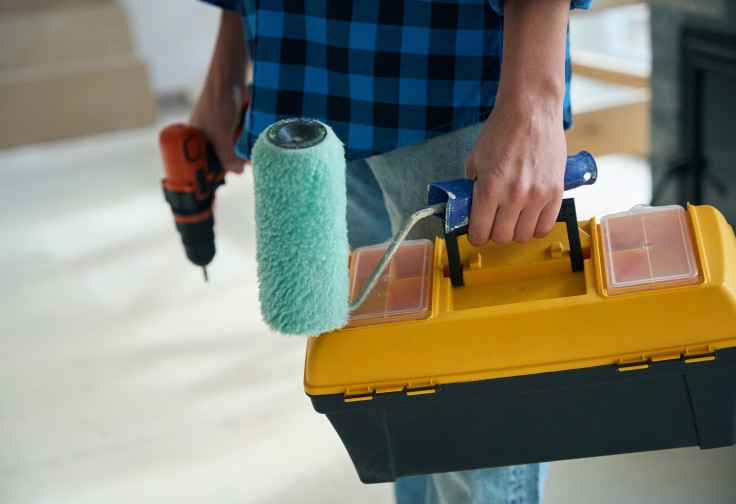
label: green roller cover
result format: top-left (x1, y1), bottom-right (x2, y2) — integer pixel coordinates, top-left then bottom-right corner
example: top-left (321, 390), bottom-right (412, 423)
top-left (251, 119), bottom-right (349, 336)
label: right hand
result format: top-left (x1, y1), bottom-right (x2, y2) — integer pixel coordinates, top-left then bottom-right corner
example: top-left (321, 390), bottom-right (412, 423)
top-left (189, 9), bottom-right (250, 174)
top-left (189, 82), bottom-right (250, 174)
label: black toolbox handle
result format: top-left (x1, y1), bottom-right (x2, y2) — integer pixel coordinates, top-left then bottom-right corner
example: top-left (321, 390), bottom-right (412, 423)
top-left (427, 151), bottom-right (596, 287)
top-left (442, 199), bottom-right (583, 287)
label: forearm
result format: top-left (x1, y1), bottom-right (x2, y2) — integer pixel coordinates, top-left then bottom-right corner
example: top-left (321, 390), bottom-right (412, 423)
top-left (464, 0), bottom-right (572, 246)
top-left (190, 9), bottom-right (250, 173)
top-left (495, 0), bottom-right (570, 122)
top-left (204, 9), bottom-right (249, 97)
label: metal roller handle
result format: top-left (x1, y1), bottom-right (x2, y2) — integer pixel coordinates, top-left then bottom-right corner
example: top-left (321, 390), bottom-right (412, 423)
top-left (350, 151), bottom-right (598, 312)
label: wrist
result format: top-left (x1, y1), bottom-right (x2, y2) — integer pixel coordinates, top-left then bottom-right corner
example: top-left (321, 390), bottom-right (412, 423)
top-left (493, 86), bottom-right (564, 131)
top-left (496, 0), bottom-right (569, 121)
top-left (207, 9), bottom-right (248, 92)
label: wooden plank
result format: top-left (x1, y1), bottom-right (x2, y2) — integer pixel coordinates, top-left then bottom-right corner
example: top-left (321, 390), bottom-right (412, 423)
top-left (0, 3), bottom-right (133, 70)
top-left (0, 0), bottom-right (107, 13)
top-left (571, 50), bottom-right (650, 89)
top-left (566, 97), bottom-right (650, 157)
top-left (0, 57), bottom-right (157, 148)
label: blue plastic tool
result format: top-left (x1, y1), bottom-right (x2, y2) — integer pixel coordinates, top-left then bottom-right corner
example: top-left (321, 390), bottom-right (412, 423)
top-left (428, 151), bottom-right (598, 233)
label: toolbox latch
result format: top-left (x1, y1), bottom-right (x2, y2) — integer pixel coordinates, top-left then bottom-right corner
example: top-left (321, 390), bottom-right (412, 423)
top-left (616, 346), bottom-right (718, 372)
top-left (617, 355), bottom-right (650, 372)
top-left (344, 382), bottom-right (438, 402)
top-left (683, 345), bottom-right (716, 363)
top-left (344, 386), bottom-right (374, 403)
top-left (405, 380), bottom-right (437, 396)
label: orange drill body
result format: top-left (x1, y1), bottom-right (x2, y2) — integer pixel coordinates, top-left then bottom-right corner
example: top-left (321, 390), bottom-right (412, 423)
top-left (159, 124), bottom-right (226, 279)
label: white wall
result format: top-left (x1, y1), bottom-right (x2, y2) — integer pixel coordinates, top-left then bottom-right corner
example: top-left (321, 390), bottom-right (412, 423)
top-left (118, 0), bottom-right (222, 97)
top-left (570, 3), bottom-right (651, 63)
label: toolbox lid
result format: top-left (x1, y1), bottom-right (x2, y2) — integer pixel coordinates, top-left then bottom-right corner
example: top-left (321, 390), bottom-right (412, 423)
top-left (305, 206), bottom-right (736, 400)
top-left (347, 239), bottom-right (433, 327)
top-left (600, 205), bottom-right (701, 295)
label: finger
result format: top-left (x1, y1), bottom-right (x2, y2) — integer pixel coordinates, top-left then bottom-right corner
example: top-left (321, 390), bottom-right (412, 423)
top-left (226, 161), bottom-right (245, 174)
top-left (490, 203), bottom-right (522, 245)
top-left (533, 199), bottom-right (563, 238)
top-left (513, 206), bottom-right (544, 244)
top-left (513, 187), bottom-right (559, 243)
top-left (214, 139), bottom-right (245, 174)
top-left (467, 181), bottom-right (498, 247)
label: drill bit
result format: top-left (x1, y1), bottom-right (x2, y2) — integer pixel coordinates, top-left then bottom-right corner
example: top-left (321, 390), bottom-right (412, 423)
top-left (203, 266), bottom-right (209, 283)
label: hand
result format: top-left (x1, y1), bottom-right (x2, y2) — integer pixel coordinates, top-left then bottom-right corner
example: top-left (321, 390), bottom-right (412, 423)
top-left (464, 101), bottom-right (567, 246)
top-left (190, 81), bottom-right (250, 174)
top-left (189, 9), bottom-right (250, 174)
top-left (464, 0), bottom-right (571, 247)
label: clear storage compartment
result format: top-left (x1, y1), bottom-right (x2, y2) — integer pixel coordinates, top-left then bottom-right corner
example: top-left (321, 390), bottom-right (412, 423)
top-left (600, 205), bottom-right (701, 295)
top-left (347, 239), bottom-right (433, 326)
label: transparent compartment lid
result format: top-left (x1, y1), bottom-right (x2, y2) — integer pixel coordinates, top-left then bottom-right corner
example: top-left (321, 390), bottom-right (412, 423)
top-left (347, 239), bottom-right (433, 327)
top-left (600, 205), bottom-right (701, 295)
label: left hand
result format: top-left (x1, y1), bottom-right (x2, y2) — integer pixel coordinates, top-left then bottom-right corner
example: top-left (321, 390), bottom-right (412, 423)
top-left (464, 98), bottom-right (567, 247)
top-left (464, 0), bottom-right (571, 247)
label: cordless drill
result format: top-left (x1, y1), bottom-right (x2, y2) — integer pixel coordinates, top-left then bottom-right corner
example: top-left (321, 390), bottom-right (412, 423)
top-left (159, 123), bottom-right (226, 281)
top-left (159, 93), bottom-right (248, 281)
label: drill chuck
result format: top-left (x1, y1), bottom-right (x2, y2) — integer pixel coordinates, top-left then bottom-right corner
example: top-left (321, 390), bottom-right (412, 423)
top-left (168, 207), bottom-right (216, 267)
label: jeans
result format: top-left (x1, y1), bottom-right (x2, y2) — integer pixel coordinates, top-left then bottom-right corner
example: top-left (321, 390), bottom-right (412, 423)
top-left (395, 465), bottom-right (548, 504)
top-left (344, 123), bottom-right (548, 504)
top-left (345, 157), bottom-right (393, 249)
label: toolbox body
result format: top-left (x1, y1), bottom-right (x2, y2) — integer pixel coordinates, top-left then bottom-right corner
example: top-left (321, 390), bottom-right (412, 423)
top-left (304, 203), bottom-right (736, 483)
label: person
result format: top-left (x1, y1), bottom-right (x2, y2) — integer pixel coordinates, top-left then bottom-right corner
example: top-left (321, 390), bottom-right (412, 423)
top-left (190, 1), bottom-right (591, 502)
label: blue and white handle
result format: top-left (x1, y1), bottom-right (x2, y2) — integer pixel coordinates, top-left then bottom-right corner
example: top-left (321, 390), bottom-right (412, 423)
top-left (428, 150), bottom-right (598, 233)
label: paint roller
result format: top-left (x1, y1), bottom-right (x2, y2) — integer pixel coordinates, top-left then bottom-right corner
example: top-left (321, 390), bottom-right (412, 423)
top-left (251, 118), bottom-right (597, 336)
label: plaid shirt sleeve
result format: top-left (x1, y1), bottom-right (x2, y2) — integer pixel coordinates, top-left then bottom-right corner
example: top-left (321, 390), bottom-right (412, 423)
top-left (198, 0), bottom-right (243, 12)
top-left (488, 0), bottom-right (592, 15)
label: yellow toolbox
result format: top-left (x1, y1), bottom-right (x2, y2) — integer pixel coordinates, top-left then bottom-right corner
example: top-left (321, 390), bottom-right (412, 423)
top-left (304, 198), bottom-right (736, 483)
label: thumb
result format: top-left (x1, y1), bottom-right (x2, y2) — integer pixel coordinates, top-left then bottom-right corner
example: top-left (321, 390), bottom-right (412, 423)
top-left (212, 137), bottom-right (246, 174)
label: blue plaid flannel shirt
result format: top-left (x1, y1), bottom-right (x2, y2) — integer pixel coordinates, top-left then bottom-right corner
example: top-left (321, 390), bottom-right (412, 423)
top-left (201, 0), bottom-right (592, 162)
